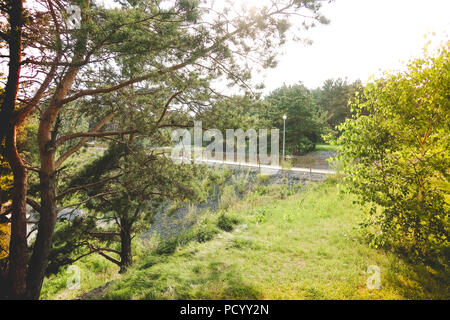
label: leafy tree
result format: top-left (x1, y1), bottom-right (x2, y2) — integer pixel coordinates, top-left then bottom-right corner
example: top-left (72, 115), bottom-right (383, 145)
top-left (334, 44), bottom-right (449, 259)
top-left (264, 83), bottom-right (327, 155)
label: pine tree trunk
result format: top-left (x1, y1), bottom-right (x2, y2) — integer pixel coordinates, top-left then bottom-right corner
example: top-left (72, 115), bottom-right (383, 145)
top-left (0, 0), bottom-right (26, 299)
top-left (119, 227), bottom-right (132, 273)
top-left (25, 168), bottom-right (57, 299)
top-left (4, 128), bottom-right (28, 299)
top-left (25, 115), bottom-right (58, 299)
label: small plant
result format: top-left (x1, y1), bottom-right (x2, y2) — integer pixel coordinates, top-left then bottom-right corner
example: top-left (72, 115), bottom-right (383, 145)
top-left (194, 219), bottom-right (219, 243)
top-left (253, 185), bottom-right (269, 196)
top-left (155, 232), bottom-right (194, 255)
top-left (233, 171), bottom-right (250, 194)
top-left (281, 159), bottom-right (293, 170)
top-left (252, 207), bottom-right (269, 224)
top-left (279, 185), bottom-right (289, 199)
top-left (182, 204), bottom-right (198, 227)
top-left (229, 237), bottom-right (260, 250)
top-left (256, 173), bottom-right (270, 185)
top-left (155, 237), bottom-right (179, 255)
top-left (219, 185), bottom-right (238, 210)
top-left (167, 202), bottom-right (183, 217)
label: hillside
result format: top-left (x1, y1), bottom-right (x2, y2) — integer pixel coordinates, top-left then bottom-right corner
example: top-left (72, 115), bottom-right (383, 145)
top-left (53, 179), bottom-right (448, 300)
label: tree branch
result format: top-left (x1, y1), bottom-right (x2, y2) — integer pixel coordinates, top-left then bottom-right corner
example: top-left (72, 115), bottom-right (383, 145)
top-left (55, 111), bottom-right (117, 168)
top-left (156, 91), bottom-right (183, 127)
top-left (26, 198), bottom-right (41, 214)
top-left (56, 174), bottom-right (122, 200)
top-left (57, 192), bottom-right (115, 212)
top-left (56, 129), bottom-right (135, 147)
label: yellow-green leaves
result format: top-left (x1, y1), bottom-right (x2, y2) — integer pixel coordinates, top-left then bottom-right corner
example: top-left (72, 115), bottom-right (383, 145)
top-left (335, 43), bottom-right (449, 259)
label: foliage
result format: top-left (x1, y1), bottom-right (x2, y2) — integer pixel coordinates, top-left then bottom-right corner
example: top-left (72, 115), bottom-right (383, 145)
top-left (232, 171), bottom-right (251, 194)
top-left (217, 212), bottom-right (240, 232)
top-left (194, 218), bottom-right (219, 243)
top-left (263, 83), bottom-right (328, 155)
top-left (0, 112), bottom-right (39, 207)
top-left (333, 44), bottom-right (449, 258)
top-left (0, 157), bottom-right (12, 207)
top-left (312, 78), bottom-right (362, 130)
top-left (1, 0), bottom-right (329, 299)
top-left (199, 95), bottom-right (268, 133)
top-left (0, 223), bottom-right (10, 260)
top-left (256, 173), bottom-right (270, 185)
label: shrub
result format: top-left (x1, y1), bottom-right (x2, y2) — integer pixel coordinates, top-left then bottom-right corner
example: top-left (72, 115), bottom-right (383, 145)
top-left (256, 174), bottom-right (270, 184)
top-left (155, 238), bottom-right (180, 255)
top-left (194, 223), bottom-right (219, 243)
top-left (280, 159), bottom-right (293, 170)
top-left (253, 185), bottom-right (269, 196)
top-left (217, 213), bottom-right (240, 232)
top-left (155, 232), bottom-right (194, 255)
top-left (334, 45), bottom-right (449, 258)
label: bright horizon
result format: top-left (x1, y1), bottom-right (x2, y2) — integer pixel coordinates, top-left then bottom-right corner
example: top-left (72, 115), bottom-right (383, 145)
top-left (255, 0), bottom-right (449, 92)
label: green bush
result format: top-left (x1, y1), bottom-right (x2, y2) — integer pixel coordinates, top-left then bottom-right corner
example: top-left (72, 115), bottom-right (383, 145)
top-left (256, 174), bottom-right (270, 184)
top-left (155, 238), bottom-right (180, 255)
top-left (253, 185), bottom-right (269, 196)
top-left (334, 45), bottom-right (450, 259)
top-left (294, 136), bottom-right (315, 155)
top-left (194, 221), bottom-right (219, 243)
top-left (217, 213), bottom-right (240, 232)
top-left (251, 207), bottom-right (269, 224)
top-left (280, 159), bottom-right (293, 170)
top-left (167, 202), bottom-right (184, 217)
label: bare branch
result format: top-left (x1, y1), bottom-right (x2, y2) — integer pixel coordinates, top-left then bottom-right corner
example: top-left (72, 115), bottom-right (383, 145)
top-left (156, 91), bottom-right (182, 127)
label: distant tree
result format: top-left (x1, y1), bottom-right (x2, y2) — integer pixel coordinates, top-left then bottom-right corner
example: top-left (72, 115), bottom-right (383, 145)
top-left (312, 78), bottom-right (361, 131)
top-left (334, 45), bottom-right (449, 258)
top-left (264, 83), bottom-right (327, 155)
top-left (199, 95), bottom-right (267, 133)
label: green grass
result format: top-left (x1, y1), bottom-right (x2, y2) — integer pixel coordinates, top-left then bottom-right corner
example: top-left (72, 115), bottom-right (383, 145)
top-left (315, 144), bottom-right (337, 152)
top-left (40, 253), bottom-right (120, 300)
top-left (40, 238), bottom-right (148, 300)
top-left (95, 180), bottom-right (448, 300)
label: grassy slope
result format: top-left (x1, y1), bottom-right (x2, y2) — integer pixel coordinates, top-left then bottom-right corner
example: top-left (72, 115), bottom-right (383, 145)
top-left (98, 180), bottom-right (448, 300)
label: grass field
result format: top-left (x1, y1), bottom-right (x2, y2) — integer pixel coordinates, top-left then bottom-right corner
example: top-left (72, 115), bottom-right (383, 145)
top-left (78, 179), bottom-right (447, 300)
top-left (315, 144), bottom-right (338, 152)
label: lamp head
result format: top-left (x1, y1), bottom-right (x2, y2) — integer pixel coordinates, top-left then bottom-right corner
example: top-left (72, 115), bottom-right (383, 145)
top-left (282, 114), bottom-right (287, 120)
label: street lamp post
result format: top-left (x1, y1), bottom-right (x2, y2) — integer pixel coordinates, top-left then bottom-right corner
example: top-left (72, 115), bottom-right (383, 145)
top-left (282, 114), bottom-right (287, 161)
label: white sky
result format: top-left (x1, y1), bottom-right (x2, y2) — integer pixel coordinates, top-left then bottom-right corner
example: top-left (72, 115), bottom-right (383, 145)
top-left (255, 0), bottom-right (450, 92)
